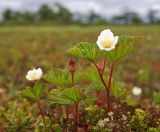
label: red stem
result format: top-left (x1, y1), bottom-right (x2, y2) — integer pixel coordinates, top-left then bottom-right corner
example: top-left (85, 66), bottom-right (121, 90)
top-left (71, 72), bottom-right (78, 131)
top-left (107, 61), bottom-right (117, 109)
top-left (92, 60), bottom-right (118, 110)
top-left (108, 62), bottom-right (116, 89)
top-left (31, 85), bottom-right (47, 131)
top-left (92, 61), bottom-right (110, 109)
top-left (92, 62), bottom-right (108, 89)
top-left (36, 98), bottom-right (47, 131)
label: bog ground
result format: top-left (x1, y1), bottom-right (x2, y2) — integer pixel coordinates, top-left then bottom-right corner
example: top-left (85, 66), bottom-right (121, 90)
top-left (0, 25), bottom-right (160, 131)
top-left (0, 25), bottom-right (160, 93)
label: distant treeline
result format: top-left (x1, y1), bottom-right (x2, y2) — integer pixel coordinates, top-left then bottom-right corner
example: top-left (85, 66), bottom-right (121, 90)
top-left (1, 3), bottom-right (160, 25)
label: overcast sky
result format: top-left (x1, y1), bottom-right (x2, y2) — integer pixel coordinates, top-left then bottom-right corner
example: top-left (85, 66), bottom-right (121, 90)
top-left (0, 0), bottom-right (160, 18)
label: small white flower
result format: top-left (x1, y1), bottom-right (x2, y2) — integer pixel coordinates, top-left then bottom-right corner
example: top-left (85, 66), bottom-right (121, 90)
top-left (96, 29), bottom-right (118, 51)
top-left (26, 68), bottom-right (43, 81)
top-left (108, 111), bottom-right (114, 120)
top-left (97, 119), bottom-right (105, 128)
top-left (132, 86), bottom-right (142, 96)
top-left (104, 118), bottom-right (110, 123)
top-left (108, 111), bottom-right (114, 117)
top-left (122, 114), bottom-right (127, 121)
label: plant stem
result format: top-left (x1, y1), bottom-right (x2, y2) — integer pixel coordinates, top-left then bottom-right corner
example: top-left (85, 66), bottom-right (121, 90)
top-left (102, 57), bottom-right (107, 75)
top-left (36, 98), bottom-right (47, 131)
top-left (17, 121), bottom-right (21, 132)
top-left (66, 105), bottom-right (69, 120)
top-left (71, 73), bottom-right (74, 87)
top-left (71, 72), bottom-right (78, 131)
top-left (92, 61), bottom-right (110, 109)
top-left (92, 62), bottom-right (108, 88)
top-left (73, 102), bottom-right (78, 131)
top-left (108, 62), bottom-right (116, 90)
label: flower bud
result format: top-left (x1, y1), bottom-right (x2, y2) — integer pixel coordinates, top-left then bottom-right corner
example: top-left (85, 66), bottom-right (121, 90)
top-left (68, 59), bottom-right (76, 73)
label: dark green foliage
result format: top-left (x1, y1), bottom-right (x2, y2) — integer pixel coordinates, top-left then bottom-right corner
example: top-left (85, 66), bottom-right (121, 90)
top-left (37, 4), bottom-right (54, 21)
top-left (2, 9), bottom-right (13, 21)
top-left (129, 109), bottom-right (150, 131)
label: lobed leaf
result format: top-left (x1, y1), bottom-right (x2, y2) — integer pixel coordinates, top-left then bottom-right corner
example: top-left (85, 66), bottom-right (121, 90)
top-left (43, 68), bottom-right (70, 88)
top-left (50, 89), bottom-right (72, 105)
top-left (106, 35), bottom-right (142, 62)
top-left (34, 83), bottom-right (45, 98)
top-left (22, 86), bottom-right (35, 99)
top-left (67, 42), bottom-right (101, 62)
top-left (49, 88), bottom-right (84, 105)
top-left (62, 88), bottom-right (84, 103)
top-left (85, 67), bottom-right (104, 92)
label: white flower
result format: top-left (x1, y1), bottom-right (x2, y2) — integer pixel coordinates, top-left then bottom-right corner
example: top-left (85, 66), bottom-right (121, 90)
top-left (104, 118), bottom-right (110, 123)
top-left (122, 114), bottom-right (127, 121)
top-left (26, 68), bottom-right (43, 81)
top-left (108, 111), bottom-right (114, 120)
top-left (132, 86), bottom-right (142, 96)
top-left (96, 29), bottom-right (118, 51)
top-left (97, 119), bottom-right (105, 128)
top-left (108, 111), bottom-right (114, 117)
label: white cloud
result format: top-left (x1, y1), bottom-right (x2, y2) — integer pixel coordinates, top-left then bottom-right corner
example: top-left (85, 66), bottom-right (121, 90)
top-left (151, 4), bottom-right (160, 11)
top-left (0, 0), bottom-right (159, 18)
top-left (0, 1), bottom-right (23, 9)
top-left (63, 1), bottom-right (102, 14)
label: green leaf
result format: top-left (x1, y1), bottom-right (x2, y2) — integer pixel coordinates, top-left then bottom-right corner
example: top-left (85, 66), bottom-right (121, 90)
top-left (22, 83), bottom-right (44, 99)
top-left (62, 88), bottom-right (84, 103)
top-left (50, 88), bottom-right (84, 105)
top-left (85, 67), bottom-right (105, 92)
top-left (110, 81), bottom-right (127, 98)
top-left (67, 42), bottom-right (101, 62)
top-left (22, 86), bottom-right (35, 99)
top-left (52, 124), bottom-right (62, 132)
top-left (50, 89), bottom-right (73, 105)
top-left (153, 92), bottom-right (160, 104)
top-left (84, 97), bottom-right (97, 105)
top-left (106, 35), bottom-right (142, 62)
top-left (34, 83), bottom-right (45, 98)
top-left (43, 68), bottom-right (70, 88)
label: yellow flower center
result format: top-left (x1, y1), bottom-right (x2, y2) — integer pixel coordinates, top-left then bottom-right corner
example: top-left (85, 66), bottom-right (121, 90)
top-left (32, 72), bottom-right (37, 79)
top-left (103, 39), bottom-right (112, 48)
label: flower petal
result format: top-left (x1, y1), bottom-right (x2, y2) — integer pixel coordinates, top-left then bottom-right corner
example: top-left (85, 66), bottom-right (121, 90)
top-left (26, 74), bottom-right (32, 81)
top-left (96, 37), bottom-right (105, 49)
top-left (103, 46), bottom-right (115, 51)
top-left (112, 36), bottom-right (119, 46)
top-left (99, 29), bottom-right (114, 40)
